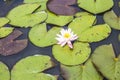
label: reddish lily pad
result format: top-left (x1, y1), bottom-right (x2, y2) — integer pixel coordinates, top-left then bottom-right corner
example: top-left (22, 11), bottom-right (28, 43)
top-left (0, 62), bottom-right (10, 80)
top-left (61, 59), bottom-right (103, 80)
top-left (47, 0), bottom-right (78, 15)
top-left (0, 29), bottom-right (28, 56)
top-left (11, 55), bottom-right (57, 80)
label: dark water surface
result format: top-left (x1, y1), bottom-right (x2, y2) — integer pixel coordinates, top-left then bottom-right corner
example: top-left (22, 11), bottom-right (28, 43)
top-left (0, 0), bottom-right (120, 80)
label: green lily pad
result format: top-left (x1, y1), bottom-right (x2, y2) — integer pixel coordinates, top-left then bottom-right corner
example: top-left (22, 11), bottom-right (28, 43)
top-left (0, 17), bottom-right (9, 27)
top-left (92, 44), bottom-right (120, 80)
top-left (119, 2), bottom-right (120, 7)
top-left (118, 34), bottom-right (120, 41)
top-left (46, 11), bottom-right (73, 26)
top-left (75, 12), bottom-right (95, 18)
top-left (29, 23), bottom-right (61, 47)
top-left (0, 61), bottom-right (10, 80)
top-left (0, 27), bottom-right (14, 38)
top-left (79, 24), bottom-right (111, 42)
top-left (68, 12), bottom-right (96, 38)
top-left (77, 0), bottom-right (114, 14)
top-left (11, 55), bottom-right (57, 80)
top-left (68, 12), bottom-right (111, 42)
top-left (61, 59), bottom-right (103, 80)
top-left (103, 10), bottom-right (120, 30)
top-left (24, 0), bottom-right (48, 11)
top-left (52, 42), bottom-right (91, 65)
top-left (7, 3), bottom-right (47, 27)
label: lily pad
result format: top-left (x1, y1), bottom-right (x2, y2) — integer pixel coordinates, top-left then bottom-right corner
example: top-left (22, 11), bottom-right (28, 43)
top-left (61, 59), bottom-right (103, 80)
top-left (0, 62), bottom-right (10, 80)
top-left (0, 27), bottom-right (14, 38)
top-left (7, 3), bottom-right (47, 27)
top-left (0, 29), bottom-right (28, 56)
top-left (24, 0), bottom-right (48, 11)
top-left (77, 0), bottom-right (114, 14)
top-left (68, 12), bottom-right (96, 38)
top-left (92, 44), bottom-right (120, 80)
top-left (52, 42), bottom-right (91, 65)
top-left (11, 55), bottom-right (57, 80)
top-left (0, 17), bottom-right (9, 27)
top-left (46, 11), bottom-right (73, 26)
top-left (119, 2), bottom-right (120, 7)
top-left (29, 23), bottom-right (61, 47)
top-left (103, 10), bottom-right (120, 30)
top-left (47, 0), bottom-right (78, 15)
top-left (68, 12), bottom-right (111, 42)
top-left (79, 24), bottom-right (111, 42)
top-left (118, 34), bottom-right (120, 41)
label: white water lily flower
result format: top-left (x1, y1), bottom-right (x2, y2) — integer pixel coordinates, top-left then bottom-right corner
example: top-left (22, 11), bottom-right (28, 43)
top-left (56, 28), bottom-right (78, 48)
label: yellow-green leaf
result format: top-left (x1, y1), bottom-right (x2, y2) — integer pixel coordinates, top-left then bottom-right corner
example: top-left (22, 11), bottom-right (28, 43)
top-left (92, 44), bottom-right (120, 80)
top-left (29, 23), bottom-right (61, 47)
top-left (7, 3), bottom-right (47, 27)
top-left (52, 42), bottom-right (91, 65)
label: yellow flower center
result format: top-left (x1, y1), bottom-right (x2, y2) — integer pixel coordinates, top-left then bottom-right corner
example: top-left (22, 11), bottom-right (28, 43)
top-left (114, 58), bottom-right (118, 61)
top-left (64, 33), bottom-right (70, 38)
top-left (82, 65), bottom-right (85, 68)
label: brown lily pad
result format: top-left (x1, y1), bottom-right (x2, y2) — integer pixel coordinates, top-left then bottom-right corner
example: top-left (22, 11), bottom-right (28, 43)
top-left (0, 29), bottom-right (28, 56)
top-left (47, 0), bottom-right (78, 15)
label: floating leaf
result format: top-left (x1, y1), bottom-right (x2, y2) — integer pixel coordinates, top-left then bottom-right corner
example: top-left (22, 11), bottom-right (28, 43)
top-left (79, 24), bottom-right (111, 42)
top-left (68, 12), bottom-right (111, 42)
top-left (77, 0), bottom-right (114, 14)
top-left (7, 3), bottom-right (47, 27)
top-left (47, 0), bottom-right (78, 15)
top-left (52, 42), bottom-right (91, 65)
top-left (0, 17), bottom-right (9, 27)
top-left (103, 10), bottom-right (120, 30)
top-left (0, 27), bottom-right (14, 38)
top-left (68, 12), bottom-right (96, 38)
top-left (24, 0), bottom-right (46, 3)
top-left (11, 55), bottom-right (57, 80)
top-left (29, 23), bottom-right (61, 47)
top-left (119, 2), bottom-right (120, 7)
top-left (0, 62), bottom-right (10, 80)
top-left (118, 34), bottom-right (120, 41)
top-left (0, 29), bottom-right (28, 56)
top-left (61, 59), bottom-right (103, 80)
top-left (46, 11), bottom-right (73, 26)
top-left (24, 0), bottom-right (48, 11)
top-left (92, 44), bottom-right (120, 80)
top-left (0, 17), bottom-right (13, 38)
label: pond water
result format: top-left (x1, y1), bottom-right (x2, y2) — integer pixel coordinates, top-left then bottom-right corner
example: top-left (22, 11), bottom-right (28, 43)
top-left (0, 0), bottom-right (120, 80)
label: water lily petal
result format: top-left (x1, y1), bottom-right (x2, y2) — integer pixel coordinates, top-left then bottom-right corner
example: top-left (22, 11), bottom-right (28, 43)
top-left (58, 41), bottom-right (67, 47)
top-left (67, 41), bottom-right (73, 48)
